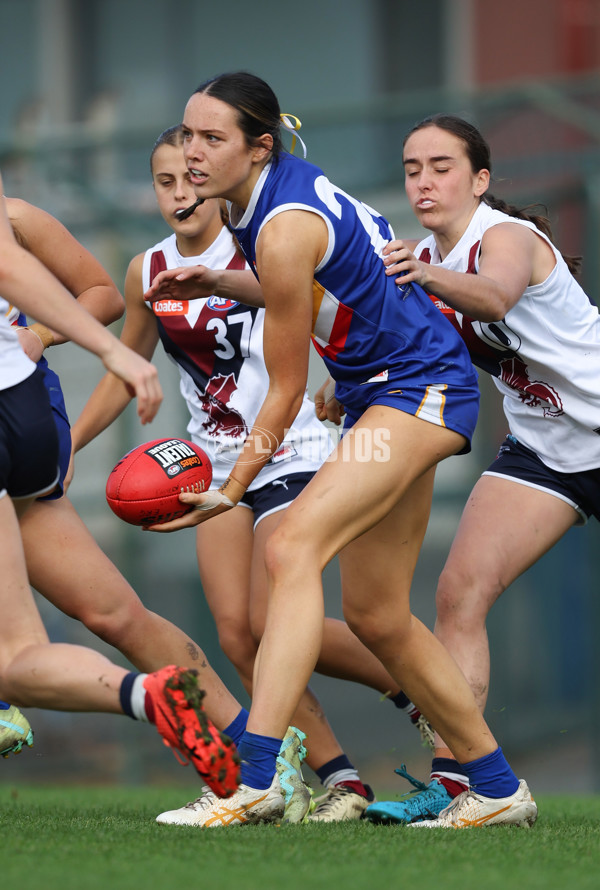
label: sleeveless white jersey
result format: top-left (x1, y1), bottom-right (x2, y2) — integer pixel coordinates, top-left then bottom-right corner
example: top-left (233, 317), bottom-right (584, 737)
top-left (143, 228), bottom-right (333, 489)
top-left (416, 202), bottom-right (600, 472)
top-left (0, 296), bottom-right (36, 390)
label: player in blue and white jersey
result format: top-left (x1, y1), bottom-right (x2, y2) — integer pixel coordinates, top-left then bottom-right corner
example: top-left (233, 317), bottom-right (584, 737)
top-left (73, 125), bottom-right (435, 825)
top-left (143, 72), bottom-right (536, 829)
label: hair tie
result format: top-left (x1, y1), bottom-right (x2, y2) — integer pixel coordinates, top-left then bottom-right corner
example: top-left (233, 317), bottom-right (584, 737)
top-left (280, 114), bottom-right (307, 158)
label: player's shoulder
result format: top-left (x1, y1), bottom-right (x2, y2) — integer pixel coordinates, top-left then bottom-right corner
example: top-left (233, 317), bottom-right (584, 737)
top-left (124, 251), bottom-right (146, 301)
top-left (126, 251), bottom-right (145, 277)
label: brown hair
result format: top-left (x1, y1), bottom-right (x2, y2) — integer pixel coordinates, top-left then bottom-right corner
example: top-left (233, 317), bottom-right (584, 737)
top-left (192, 71), bottom-right (284, 158)
top-left (404, 114), bottom-right (582, 276)
top-left (150, 124), bottom-right (184, 172)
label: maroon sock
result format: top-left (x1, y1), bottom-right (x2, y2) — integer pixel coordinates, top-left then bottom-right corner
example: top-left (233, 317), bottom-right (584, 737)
top-left (437, 776), bottom-right (468, 798)
top-left (144, 690), bottom-right (155, 724)
top-left (431, 757), bottom-right (469, 798)
top-left (336, 779), bottom-right (368, 797)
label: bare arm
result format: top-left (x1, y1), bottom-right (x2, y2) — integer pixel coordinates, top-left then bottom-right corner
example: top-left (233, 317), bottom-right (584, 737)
top-left (382, 224), bottom-right (554, 322)
top-left (147, 210), bottom-right (324, 532)
top-left (144, 265), bottom-right (265, 308)
top-left (7, 198), bottom-right (124, 356)
top-left (0, 186), bottom-right (161, 424)
top-left (229, 211), bottom-right (318, 485)
top-left (71, 253), bottom-right (161, 451)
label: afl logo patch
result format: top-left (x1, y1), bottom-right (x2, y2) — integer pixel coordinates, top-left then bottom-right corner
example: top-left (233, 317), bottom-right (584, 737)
top-left (207, 296), bottom-right (239, 311)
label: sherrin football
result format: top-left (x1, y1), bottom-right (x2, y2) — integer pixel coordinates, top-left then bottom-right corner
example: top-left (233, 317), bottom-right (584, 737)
top-left (106, 437), bottom-right (212, 526)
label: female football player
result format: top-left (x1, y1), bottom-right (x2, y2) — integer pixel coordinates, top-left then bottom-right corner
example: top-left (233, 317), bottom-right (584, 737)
top-left (6, 196), bottom-right (244, 732)
top-left (0, 181), bottom-right (239, 797)
top-left (71, 124), bottom-right (434, 825)
top-left (139, 72), bottom-right (536, 829)
top-left (359, 113), bottom-right (600, 824)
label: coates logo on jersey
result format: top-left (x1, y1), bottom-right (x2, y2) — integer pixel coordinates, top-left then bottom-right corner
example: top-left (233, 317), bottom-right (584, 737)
top-left (152, 299), bottom-right (189, 316)
top-left (206, 296), bottom-right (239, 311)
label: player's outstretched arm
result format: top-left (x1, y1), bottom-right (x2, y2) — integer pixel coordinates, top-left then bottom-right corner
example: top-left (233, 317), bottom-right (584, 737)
top-left (7, 197), bottom-right (124, 343)
top-left (0, 184), bottom-right (162, 425)
top-left (71, 252), bottom-right (162, 453)
top-left (144, 265), bottom-right (265, 308)
top-left (8, 197), bottom-right (124, 363)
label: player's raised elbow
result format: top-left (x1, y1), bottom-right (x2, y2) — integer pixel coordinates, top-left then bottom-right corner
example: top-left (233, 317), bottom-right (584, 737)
top-left (102, 288), bottom-right (126, 324)
top-left (477, 304), bottom-right (509, 322)
top-left (473, 274), bottom-right (524, 321)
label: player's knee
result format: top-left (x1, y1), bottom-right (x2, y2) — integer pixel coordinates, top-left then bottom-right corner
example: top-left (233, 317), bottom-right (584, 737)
top-left (264, 519), bottom-right (321, 584)
top-left (343, 606), bottom-right (398, 655)
top-left (263, 522), bottom-right (295, 581)
top-left (218, 622), bottom-right (256, 671)
top-left (79, 601), bottom-right (143, 646)
top-left (436, 565), bottom-right (497, 630)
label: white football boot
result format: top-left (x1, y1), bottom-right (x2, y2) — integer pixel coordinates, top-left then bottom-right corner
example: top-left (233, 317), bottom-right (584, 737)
top-left (0, 705), bottom-right (34, 757)
top-left (156, 773), bottom-right (284, 827)
top-left (307, 783), bottom-right (375, 822)
top-left (409, 779), bottom-right (537, 829)
top-left (276, 726), bottom-right (313, 823)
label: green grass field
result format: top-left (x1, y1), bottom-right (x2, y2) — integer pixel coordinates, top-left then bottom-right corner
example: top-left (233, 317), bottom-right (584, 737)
top-left (2, 786), bottom-right (599, 890)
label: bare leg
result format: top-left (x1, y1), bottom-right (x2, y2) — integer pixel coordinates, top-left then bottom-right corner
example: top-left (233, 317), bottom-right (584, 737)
top-left (19, 495), bottom-right (241, 726)
top-left (1, 492), bottom-right (131, 711)
top-left (432, 474), bottom-right (577, 756)
top-left (250, 407), bottom-right (497, 765)
top-left (198, 505), bottom-right (345, 769)
top-left (196, 506), bottom-right (259, 698)
top-left (251, 521), bottom-right (402, 695)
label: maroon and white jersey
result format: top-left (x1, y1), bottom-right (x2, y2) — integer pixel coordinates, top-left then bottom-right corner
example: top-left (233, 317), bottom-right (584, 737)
top-left (143, 228), bottom-right (332, 488)
top-left (416, 202), bottom-right (600, 472)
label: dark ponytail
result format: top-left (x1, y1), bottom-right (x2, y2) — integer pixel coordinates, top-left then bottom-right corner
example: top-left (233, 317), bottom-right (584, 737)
top-left (483, 194), bottom-right (582, 276)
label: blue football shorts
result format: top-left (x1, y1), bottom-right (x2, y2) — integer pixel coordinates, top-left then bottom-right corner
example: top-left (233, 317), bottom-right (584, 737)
top-left (483, 434), bottom-right (600, 525)
top-left (341, 378), bottom-right (480, 455)
top-left (36, 361), bottom-right (71, 501)
top-left (237, 470), bottom-right (314, 528)
top-left (0, 367), bottom-right (60, 500)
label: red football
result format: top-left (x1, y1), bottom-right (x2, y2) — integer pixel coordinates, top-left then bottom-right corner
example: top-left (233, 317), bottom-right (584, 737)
top-left (106, 437), bottom-right (212, 526)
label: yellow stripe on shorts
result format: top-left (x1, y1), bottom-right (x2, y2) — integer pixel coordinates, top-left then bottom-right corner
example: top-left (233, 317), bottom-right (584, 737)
top-left (415, 383), bottom-right (448, 427)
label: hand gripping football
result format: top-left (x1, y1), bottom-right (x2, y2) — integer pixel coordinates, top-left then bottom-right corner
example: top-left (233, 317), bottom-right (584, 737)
top-left (106, 437), bottom-right (212, 526)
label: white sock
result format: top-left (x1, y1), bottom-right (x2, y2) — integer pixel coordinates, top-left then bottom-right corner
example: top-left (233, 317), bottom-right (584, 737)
top-left (130, 674), bottom-right (150, 722)
top-left (322, 768), bottom-right (361, 788)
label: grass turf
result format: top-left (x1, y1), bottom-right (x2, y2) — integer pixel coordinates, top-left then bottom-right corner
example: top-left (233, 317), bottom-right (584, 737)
top-left (1, 786), bottom-right (599, 890)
